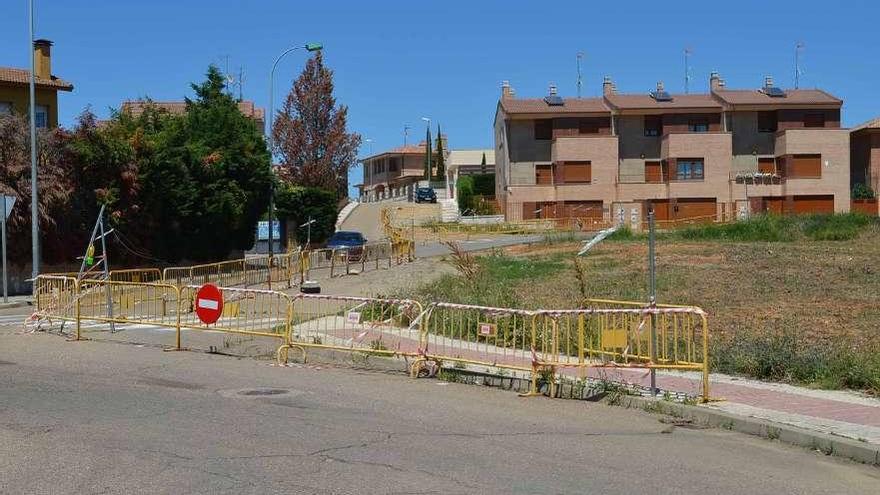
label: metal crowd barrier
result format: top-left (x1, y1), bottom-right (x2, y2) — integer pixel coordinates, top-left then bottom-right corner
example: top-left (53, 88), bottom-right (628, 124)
top-left (278, 294), bottom-right (423, 363)
top-left (29, 276), bottom-right (710, 401)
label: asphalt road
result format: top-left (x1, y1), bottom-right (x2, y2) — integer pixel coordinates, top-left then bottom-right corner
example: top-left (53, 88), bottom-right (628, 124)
top-left (415, 234), bottom-right (545, 258)
top-left (1, 308), bottom-right (877, 494)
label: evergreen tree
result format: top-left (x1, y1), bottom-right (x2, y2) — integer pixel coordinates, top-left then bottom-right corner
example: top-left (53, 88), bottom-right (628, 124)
top-left (272, 51), bottom-right (361, 199)
top-left (433, 124), bottom-right (445, 181)
top-left (480, 152), bottom-right (487, 174)
top-left (423, 126), bottom-right (432, 180)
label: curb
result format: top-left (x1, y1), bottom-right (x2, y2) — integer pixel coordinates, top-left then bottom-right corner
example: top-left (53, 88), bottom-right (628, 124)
top-left (614, 395), bottom-right (879, 466)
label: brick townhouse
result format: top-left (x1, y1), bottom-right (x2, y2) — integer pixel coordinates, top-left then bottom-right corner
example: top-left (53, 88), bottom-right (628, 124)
top-left (493, 73), bottom-right (849, 225)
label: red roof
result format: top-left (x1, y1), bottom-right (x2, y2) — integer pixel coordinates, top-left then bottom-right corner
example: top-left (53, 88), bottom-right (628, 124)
top-left (120, 100), bottom-right (265, 121)
top-left (0, 67), bottom-right (73, 91)
top-left (605, 93), bottom-right (721, 110)
top-left (500, 97), bottom-right (608, 115)
top-left (712, 89), bottom-right (841, 106)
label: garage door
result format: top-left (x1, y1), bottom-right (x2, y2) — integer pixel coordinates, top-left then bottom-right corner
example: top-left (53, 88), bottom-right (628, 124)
top-left (673, 198), bottom-right (717, 222)
top-left (793, 195), bottom-right (834, 214)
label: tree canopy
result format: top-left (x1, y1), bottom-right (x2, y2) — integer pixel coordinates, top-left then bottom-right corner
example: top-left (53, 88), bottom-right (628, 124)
top-left (0, 65), bottom-right (272, 266)
top-left (272, 51), bottom-right (360, 200)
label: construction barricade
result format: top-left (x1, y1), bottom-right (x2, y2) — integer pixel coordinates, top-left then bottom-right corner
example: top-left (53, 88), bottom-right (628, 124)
top-left (75, 279), bottom-right (181, 344)
top-left (31, 275), bottom-right (79, 331)
top-left (177, 285), bottom-right (292, 353)
top-left (278, 294), bottom-right (423, 364)
top-left (416, 302), bottom-right (538, 375)
top-left (534, 302), bottom-right (710, 401)
top-left (108, 268), bottom-right (162, 283)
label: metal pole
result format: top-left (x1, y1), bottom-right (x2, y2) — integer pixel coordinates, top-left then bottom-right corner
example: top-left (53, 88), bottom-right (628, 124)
top-left (648, 210), bottom-right (658, 396)
top-left (98, 212), bottom-right (115, 333)
top-left (28, 0), bottom-right (39, 279)
top-left (2, 196), bottom-right (7, 303)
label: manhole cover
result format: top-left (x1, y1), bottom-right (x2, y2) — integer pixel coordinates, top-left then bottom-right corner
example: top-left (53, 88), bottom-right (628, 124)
top-left (238, 388), bottom-right (288, 396)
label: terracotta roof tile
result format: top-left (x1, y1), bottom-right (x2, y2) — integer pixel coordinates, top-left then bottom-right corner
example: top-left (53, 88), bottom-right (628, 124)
top-left (605, 93), bottom-right (721, 110)
top-left (0, 67), bottom-right (73, 91)
top-left (120, 100), bottom-right (265, 121)
top-left (500, 97), bottom-right (608, 114)
top-left (852, 117), bottom-right (880, 132)
top-left (712, 89), bottom-right (841, 106)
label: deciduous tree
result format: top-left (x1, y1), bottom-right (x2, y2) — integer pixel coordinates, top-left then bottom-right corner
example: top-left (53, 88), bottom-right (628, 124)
top-left (272, 51), bottom-right (361, 199)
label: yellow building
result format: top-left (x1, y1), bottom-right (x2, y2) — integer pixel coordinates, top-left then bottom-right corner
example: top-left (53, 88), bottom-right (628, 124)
top-left (0, 39), bottom-right (73, 128)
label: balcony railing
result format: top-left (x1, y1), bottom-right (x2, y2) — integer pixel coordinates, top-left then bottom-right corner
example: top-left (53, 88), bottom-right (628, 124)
top-left (730, 172), bottom-right (784, 185)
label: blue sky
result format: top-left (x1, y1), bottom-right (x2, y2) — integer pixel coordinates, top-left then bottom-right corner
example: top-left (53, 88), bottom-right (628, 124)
top-left (2, 1), bottom-right (879, 196)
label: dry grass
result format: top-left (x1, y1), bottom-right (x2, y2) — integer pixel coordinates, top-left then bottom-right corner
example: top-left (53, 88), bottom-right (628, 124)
top-left (486, 225), bottom-right (880, 392)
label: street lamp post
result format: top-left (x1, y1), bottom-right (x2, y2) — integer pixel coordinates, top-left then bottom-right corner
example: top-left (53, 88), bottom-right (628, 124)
top-left (266, 42), bottom-right (322, 258)
top-left (28, 0), bottom-right (38, 279)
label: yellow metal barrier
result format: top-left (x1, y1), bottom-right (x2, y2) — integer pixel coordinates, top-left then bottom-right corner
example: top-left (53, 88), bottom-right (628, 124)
top-left (178, 285), bottom-right (291, 343)
top-left (108, 268), bottom-right (162, 283)
top-left (418, 302), bottom-right (538, 375)
top-left (31, 275), bottom-right (79, 331)
top-left (278, 294), bottom-right (423, 364)
top-left (536, 303), bottom-right (710, 401)
top-left (76, 279), bottom-right (181, 344)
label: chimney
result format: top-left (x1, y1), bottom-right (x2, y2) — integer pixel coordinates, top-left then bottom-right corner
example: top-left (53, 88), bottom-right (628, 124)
top-left (33, 39), bottom-right (52, 80)
top-left (548, 83), bottom-right (558, 96)
top-left (602, 76), bottom-right (615, 96)
top-left (501, 80), bottom-right (512, 99)
top-left (710, 71), bottom-right (725, 91)
top-left (763, 75), bottom-right (774, 89)
top-left (655, 81), bottom-right (665, 93)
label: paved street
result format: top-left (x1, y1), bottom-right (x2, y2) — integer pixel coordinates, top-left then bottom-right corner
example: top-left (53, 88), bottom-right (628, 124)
top-left (1, 307), bottom-right (877, 494)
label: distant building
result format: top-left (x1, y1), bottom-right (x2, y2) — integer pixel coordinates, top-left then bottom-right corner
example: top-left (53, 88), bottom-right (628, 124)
top-left (851, 117), bottom-right (880, 194)
top-left (0, 39), bottom-right (73, 128)
top-left (445, 148), bottom-right (495, 205)
top-left (357, 141), bottom-right (435, 202)
top-left (119, 99), bottom-right (265, 131)
top-left (494, 73), bottom-right (849, 224)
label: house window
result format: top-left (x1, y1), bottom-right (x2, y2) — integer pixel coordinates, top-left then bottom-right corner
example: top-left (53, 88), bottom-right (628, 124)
top-left (644, 115), bottom-right (661, 137)
top-left (758, 111), bottom-right (777, 133)
top-left (0, 102), bottom-right (12, 115)
top-left (534, 119), bottom-right (552, 140)
top-left (788, 154), bottom-right (822, 178)
top-left (560, 161), bottom-right (591, 184)
top-left (675, 158), bottom-right (704, 180)
top-left (804, 113), bottom-right (825, 128)
top-left (388, 157), bottom-right (399, 172)
top-left (645, 161), bottom-right (663, 183)
top-left (535, 164), bottom-right (554, 185)
top-left (35, 105), bottom-right (48, 128)
top-left (688, 119), bottom-right (709, 133)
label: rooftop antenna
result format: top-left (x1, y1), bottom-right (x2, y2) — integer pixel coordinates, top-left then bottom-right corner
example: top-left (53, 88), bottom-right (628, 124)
top-left (221, 54), bottom-right (234, 97)
top-left (684, 47), bottom-right (693, 94)
top-left (576, 52), bottom-right (584, 99)
top-left (403, 125), bottom-right (411, 146)
top-left (795, 41), bottom-right (805, 89)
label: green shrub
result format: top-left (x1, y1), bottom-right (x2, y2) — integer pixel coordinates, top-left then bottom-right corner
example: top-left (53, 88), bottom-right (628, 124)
top-left (671, 214), bottom-right (874, 243)
top-left (852, 183), bottom-right (876, 200)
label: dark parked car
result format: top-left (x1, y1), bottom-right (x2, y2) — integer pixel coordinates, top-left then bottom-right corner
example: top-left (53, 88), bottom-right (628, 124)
top-left (326, 231), bottom-right (367, 259)
top-left (415, 187), bottom-right (437, 203)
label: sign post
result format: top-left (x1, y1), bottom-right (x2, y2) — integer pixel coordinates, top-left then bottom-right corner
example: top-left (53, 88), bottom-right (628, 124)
top-left (1, 195), bottom-right (15, 303)
top-left (195, 283), bottom-right (224, 325)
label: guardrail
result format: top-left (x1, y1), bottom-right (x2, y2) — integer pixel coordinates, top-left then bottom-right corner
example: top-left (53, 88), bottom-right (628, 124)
top-left (30, 278), bottom-right (710, 401)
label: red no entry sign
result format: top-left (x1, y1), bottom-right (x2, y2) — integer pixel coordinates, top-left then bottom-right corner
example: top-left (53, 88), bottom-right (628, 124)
top-left (195, 283), bottom-right (224, 325)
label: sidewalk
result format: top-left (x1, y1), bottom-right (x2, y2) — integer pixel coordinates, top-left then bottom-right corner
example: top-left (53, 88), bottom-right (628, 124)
top-left (566, 366), bottom-right (880, 446)
top-left (0, 294), bottom-right (32, 310)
